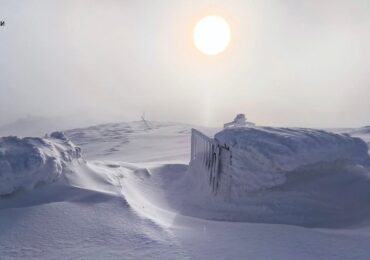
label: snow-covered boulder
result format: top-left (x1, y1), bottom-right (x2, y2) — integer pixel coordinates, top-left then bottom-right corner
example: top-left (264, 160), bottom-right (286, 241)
top-left (214, 127), bottom-right (370, 193)
top-left (0, 132), bottom-right (81, 195)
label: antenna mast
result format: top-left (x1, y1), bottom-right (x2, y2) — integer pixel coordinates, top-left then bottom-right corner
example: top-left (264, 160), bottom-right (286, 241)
top-left (141, 112), bottom-right (151, 130)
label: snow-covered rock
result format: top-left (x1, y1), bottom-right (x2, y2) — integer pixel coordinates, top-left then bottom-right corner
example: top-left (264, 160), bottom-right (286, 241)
top-left (0, 132), bottom-right (81, 195)
top-left (214, 127), bottom-right (370, 193)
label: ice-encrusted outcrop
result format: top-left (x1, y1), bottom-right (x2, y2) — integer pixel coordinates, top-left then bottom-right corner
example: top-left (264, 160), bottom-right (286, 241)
top-left (0, 132), bottom-right (81, 195)
top-left (214, 127), bottom-right (370, 193)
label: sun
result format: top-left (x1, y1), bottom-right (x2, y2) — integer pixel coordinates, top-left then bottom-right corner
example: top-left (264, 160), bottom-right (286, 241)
top-left (193, 15), bottom-right (231, 56)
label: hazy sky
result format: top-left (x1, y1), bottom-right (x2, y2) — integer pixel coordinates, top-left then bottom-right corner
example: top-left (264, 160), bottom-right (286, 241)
top-left (0, 0), bottom-right (369, 128)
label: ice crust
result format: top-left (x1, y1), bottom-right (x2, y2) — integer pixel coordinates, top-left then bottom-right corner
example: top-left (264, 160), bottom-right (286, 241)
top-left (0, 132), bottom-right (81, 195)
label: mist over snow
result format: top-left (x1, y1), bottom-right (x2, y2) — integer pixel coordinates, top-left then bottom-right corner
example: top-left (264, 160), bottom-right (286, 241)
top-left (0, 114), bottom-right (129, 137)
top-left (0, 0), bottom-right (370, 128)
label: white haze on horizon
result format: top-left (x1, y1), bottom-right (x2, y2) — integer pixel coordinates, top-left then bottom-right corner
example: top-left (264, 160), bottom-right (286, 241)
top-left (0, 0), bottom-right (369, 129)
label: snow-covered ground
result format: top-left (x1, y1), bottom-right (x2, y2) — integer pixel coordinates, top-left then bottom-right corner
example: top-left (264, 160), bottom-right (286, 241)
top-left (1, 121), bottom-right (370, 259)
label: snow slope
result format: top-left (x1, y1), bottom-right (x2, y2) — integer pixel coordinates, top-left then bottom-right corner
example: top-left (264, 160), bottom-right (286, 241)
top-left (66, 121), bottom-right (218, 162)
top-left (1, 122), bottom-right (370, 259)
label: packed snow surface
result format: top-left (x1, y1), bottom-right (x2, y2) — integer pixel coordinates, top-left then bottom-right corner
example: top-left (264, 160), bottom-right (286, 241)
top-left (1, 121), bottom-right (370, 259)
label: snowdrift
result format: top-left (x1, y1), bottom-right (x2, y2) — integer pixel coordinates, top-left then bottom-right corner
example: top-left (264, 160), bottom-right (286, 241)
top-left (350, 126), bottom-right (370, 135)
top-left (214, 127), bottom-right (370, 192)
top-left (183, 162), bottom-right (370, 227)
top-left (179, 126), bottom-right (370, 227)
top-left (347, 126), bottom-right (370, 147)
top-left (0, 132), bottom-right (81, 195)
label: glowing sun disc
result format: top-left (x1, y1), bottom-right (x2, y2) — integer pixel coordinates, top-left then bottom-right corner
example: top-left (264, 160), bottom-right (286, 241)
top-left (193, 15), bottom-right (231, 55)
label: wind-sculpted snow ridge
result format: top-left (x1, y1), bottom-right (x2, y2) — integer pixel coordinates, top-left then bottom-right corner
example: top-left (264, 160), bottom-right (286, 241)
top-left (350, 126), bottom-right (370, 135)
top-left (0, 132), bottom-right (81, 195)
top-left (214, 127), bottom-right (370, 192)
top-left (346, 126), bottom-right (370, 147)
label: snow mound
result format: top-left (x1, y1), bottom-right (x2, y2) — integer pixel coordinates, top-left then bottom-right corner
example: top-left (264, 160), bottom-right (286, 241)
top-left (0, 132), bottom-right (81, 195)
top-left (213, 127), bottom-right (370, 192)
